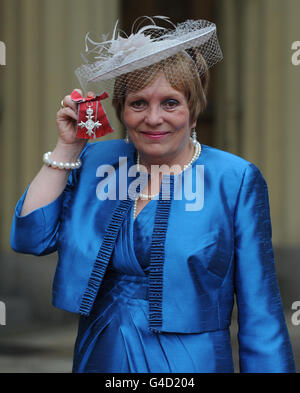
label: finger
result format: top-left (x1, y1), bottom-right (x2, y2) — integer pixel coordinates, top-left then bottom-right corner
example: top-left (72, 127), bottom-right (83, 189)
top-left (86, 91), bottom-right (96, 98)
top-left (57, 106), bottom-right (78, 121)
top-left (61, 88), bottom-right (83, 110)
top-left (63, 95), bottom-right (78, 112)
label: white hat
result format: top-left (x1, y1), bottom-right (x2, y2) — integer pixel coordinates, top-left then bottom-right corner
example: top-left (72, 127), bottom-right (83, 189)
top-left (75, 16), bottom-right (223, 97)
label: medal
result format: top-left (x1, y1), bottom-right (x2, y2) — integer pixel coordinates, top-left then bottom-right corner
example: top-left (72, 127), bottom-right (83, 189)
top-left (71, 90), bottom-right (114, 139)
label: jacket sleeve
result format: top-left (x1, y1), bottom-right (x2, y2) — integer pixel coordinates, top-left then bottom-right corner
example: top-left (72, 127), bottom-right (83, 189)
top-left (234, 163), bottom-right (295, 373)
top-left (10, 167), bottom-right (77, 257)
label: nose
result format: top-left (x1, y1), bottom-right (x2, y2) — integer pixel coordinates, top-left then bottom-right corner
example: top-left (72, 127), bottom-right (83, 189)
top-left (144, 104), bottom-right (163, 127)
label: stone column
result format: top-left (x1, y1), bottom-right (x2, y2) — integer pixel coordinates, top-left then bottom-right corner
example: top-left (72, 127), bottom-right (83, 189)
top-left (0, 0), bottom-right (120, 325)
top-left (216, 0), bottom-right (300, 246)
top-left (0, 0), bottom-right (120, 252)
top-left (281, 0), bottom-right (300, 246)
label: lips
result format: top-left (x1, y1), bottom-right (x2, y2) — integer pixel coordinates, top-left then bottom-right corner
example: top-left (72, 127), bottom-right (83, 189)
top-left (140, 131), bottom-right (170, 139)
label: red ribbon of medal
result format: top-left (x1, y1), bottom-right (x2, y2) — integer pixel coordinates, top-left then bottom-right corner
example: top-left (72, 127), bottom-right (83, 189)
top-left (71, 89), bottom-right (114, 139)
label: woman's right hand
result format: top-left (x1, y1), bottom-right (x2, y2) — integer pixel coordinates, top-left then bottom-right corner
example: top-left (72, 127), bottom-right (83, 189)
top-left (55, 88), bottom-right (90, 149)
top-left (20, 89), bottom-right (95, 217)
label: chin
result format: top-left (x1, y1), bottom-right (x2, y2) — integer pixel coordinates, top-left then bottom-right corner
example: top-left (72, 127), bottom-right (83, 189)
top-left (137, 144), bottom-right (168, 158)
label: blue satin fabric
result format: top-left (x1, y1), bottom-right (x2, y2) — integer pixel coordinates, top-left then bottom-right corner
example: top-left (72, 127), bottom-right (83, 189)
top-left (73, 202), bottom-right (234, 373)
top-left (10, 140), bottom-right (296, 372)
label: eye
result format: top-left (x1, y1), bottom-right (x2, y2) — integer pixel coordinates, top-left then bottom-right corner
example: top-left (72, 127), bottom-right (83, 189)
top-left (162, 99), bottom-right (179, 110)
top-left (130, 100), bottom-right (147, 110)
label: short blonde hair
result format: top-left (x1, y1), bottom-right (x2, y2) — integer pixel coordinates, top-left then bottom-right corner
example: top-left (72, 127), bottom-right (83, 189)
top-left (112, 49), bottom-right (209, 124)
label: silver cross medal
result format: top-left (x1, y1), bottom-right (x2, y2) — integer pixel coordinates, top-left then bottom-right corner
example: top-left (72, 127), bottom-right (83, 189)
top-left (79, 104), bottom-right (102, 138)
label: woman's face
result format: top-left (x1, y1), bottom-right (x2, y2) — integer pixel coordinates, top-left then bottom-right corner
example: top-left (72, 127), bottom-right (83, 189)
top-left (123, 72), bottom-right (196, 167)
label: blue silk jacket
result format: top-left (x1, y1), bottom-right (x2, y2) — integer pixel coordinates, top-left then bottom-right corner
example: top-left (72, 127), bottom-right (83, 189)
top-left (10, 140), bottom-right (296, 372)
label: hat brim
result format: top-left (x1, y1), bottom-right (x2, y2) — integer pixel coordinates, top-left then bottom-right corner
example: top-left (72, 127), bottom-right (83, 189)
top-left (88, 25), bottom-right (216, 82)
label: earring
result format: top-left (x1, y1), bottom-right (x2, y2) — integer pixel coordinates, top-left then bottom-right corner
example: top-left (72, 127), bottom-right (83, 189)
top-left (124, 130), bottom-right (130, 144)
top-left (192, 128), bottom-right (197, 145)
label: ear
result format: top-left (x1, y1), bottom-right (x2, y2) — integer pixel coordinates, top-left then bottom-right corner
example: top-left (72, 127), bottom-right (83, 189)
top-left (190, 120), bottom-right (197, 129)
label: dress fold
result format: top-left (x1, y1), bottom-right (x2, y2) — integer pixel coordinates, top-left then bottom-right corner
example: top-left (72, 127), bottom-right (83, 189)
top-left (73, 202), bottom-right (234, 373)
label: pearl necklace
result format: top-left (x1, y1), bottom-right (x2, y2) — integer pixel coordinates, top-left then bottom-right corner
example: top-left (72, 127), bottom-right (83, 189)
top-left (133, 140), bottom-right (202, 219)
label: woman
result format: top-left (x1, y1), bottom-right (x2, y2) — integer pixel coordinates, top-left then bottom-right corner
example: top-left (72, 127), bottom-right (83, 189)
top-left (11, 18), bottom-right (295, 373)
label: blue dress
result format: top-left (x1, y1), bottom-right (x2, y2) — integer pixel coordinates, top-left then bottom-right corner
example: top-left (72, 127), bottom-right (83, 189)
top-left (10, 141), bottom-right (296, 372)
top-left (72, 200), bottom-right (234, 373)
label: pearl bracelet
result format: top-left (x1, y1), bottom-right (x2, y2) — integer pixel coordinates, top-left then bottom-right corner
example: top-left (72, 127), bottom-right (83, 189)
top-left (43, 151), bottom-right (82, 170)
